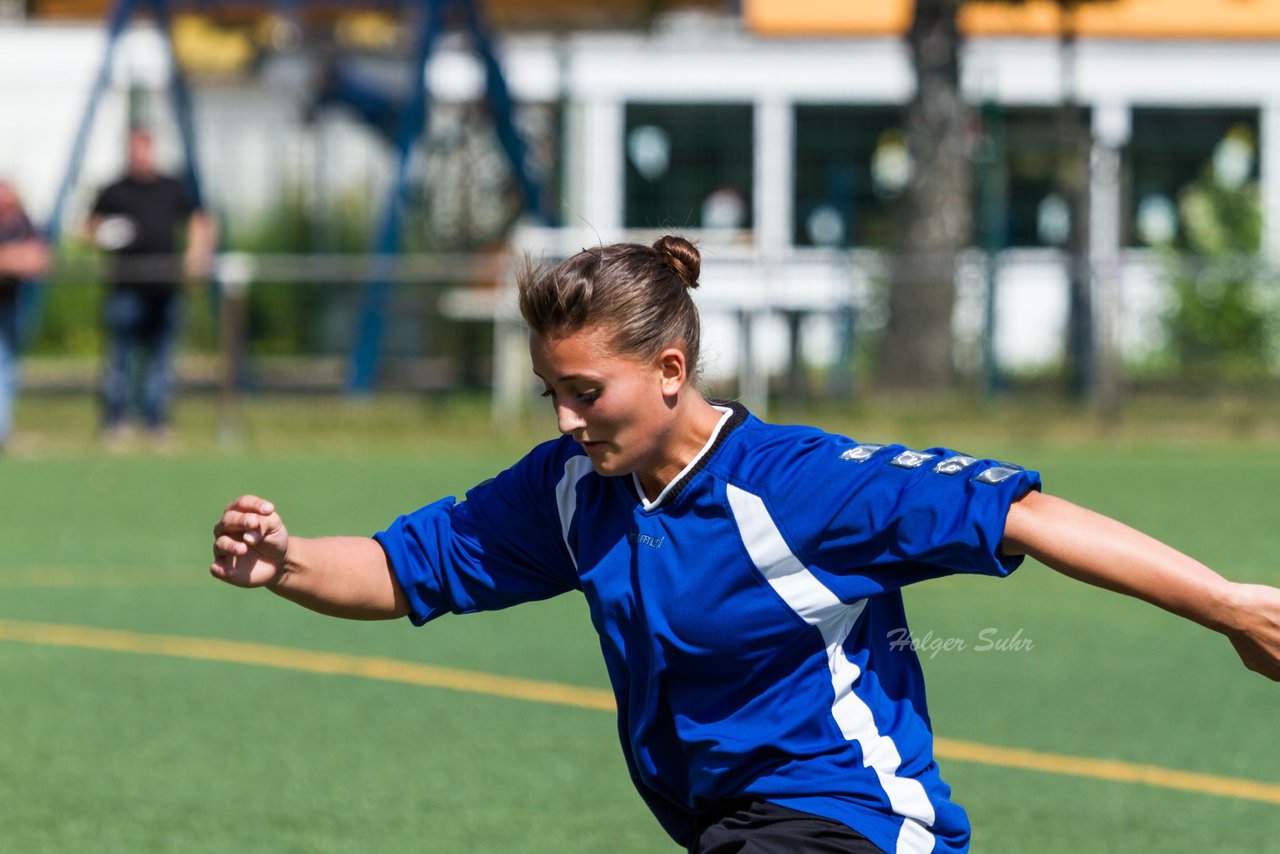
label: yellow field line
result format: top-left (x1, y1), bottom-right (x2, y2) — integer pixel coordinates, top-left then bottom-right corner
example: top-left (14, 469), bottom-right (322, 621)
top-left (933, 737), bottom-right (1280, 806)
top-left (2, 618), bottom-right (1278, 806)
top-left (0, 567), bottom-right (203, 589)
top-left (0, 619), bottom-right (614, 712)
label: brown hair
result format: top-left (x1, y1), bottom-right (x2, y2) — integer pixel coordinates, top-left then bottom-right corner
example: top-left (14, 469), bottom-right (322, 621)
top-left (518, 235), bottom-right (703, 375)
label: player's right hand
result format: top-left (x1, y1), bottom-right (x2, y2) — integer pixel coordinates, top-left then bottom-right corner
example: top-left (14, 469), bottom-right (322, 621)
top-left (211, 495), bottom-right (290, 588)
top-left (1225, 582), bottom-right (1280, 682)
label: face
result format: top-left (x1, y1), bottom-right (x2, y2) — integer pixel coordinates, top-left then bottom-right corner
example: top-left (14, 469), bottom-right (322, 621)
top-left (127, 131), bottom-right (156, 177)
top-left (0, 181), bottom-right (16, 216)
top-left (530, 324), bottom-right (684, 480)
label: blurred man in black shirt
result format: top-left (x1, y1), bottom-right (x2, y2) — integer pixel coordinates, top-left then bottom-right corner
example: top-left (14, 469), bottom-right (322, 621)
top-left (88, 128), bottom-right (216, 446)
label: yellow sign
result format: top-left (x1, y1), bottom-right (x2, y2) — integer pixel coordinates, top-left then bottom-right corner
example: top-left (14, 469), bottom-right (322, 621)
top-left (172, 15), bottom-right (257, 77)
top-left (745, 0), bottom-right (1280, 40)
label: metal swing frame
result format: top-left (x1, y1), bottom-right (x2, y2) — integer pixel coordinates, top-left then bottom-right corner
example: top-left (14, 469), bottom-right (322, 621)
top-left (41, 0), bottom-right (543, 396)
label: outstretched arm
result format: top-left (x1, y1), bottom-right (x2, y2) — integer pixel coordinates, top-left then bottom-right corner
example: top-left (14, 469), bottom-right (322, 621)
top-left (1002, 490), bottom-right (1280, 681)
top-left (212, 495), bottom-right (408, 620)
top-left (0, 236), bottom-right (49, 279)
top-left (184, 210), bottom-right (218, 279)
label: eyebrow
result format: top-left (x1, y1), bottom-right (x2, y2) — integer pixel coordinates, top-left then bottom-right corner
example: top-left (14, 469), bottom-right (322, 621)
top-left (532, 370), bottom-right (600, 383)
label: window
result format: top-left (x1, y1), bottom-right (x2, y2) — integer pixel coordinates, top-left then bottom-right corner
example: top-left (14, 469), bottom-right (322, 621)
top-left (792, 105), bottom-right (905, 248)
top-left (1000, 106), bottom-right (1091, 248)
top-left (1125, 107), bottom-right (1260, 248)
top-left (624, 103), bottom-right (753, 231)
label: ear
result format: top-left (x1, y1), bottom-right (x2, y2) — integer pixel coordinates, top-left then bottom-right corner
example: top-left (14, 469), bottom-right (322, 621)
top-left (656, 346), bottom-right (688, 397)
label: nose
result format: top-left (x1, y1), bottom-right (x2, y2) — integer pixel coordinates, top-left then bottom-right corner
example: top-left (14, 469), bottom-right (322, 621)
top-left (555, 401), bottom-right (586, 436)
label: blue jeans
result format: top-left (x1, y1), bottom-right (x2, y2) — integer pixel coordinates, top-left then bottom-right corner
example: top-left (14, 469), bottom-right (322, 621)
top-left (0, 297), bottom-right (17, 446)
top-left (101, 289), bottom-right (181, 430)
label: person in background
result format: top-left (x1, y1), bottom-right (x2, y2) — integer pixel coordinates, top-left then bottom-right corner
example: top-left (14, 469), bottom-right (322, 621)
top-left (87, 127), bottom-right (216, 447)
top-left (0, 178), bottom-right (50, 453)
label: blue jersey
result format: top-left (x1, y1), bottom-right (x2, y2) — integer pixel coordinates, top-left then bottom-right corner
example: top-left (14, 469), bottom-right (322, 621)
top-left (375, 403), bottom-right (1041, 854)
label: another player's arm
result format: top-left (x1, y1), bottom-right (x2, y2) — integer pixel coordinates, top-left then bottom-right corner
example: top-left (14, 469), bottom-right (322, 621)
top-left (0, 235), bottom-right (49, 279)
top-left (212, 495), bottom-right (408, 620)
top-left (184, 209), bottom-right (218, 279)
top-left (83, 211), bottom-right (106, 245)
top-left (1002, 490), bottom-right (1280, 681)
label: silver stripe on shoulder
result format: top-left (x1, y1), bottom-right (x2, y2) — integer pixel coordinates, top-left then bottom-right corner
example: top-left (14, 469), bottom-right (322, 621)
top-left (840, 443), bottom-right (884, 463)
top-left (889, 450), bottom-right (935, 469)
top-left (974, 466), bottom-right (1021, 485)
top-left (934, 455), bottom-right (977, 476)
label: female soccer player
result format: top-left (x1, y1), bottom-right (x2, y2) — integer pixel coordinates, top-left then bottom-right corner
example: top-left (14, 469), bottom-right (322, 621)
top-left (212, 236), bottom-right (1280, 854)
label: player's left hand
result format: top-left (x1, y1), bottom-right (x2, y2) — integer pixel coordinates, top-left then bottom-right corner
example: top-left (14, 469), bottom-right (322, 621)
top-left (1223, 582), bottom-right (1280, 681)
top-left (211, 495), bottom-right (289, 589)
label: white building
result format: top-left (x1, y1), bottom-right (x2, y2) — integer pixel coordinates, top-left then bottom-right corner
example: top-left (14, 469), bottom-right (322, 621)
top-left (0, 1), bottom-right (1276, 385)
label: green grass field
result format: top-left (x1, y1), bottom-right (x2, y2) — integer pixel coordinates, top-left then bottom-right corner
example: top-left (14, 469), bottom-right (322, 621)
top-left (2, 394), bottom-right (1278, 852)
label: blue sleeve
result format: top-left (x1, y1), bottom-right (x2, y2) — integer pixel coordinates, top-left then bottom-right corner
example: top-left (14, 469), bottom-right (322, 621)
top-left (745, 432), bottom-right (1041, 596)
top-left (374, 443), bottom-right (582, 626)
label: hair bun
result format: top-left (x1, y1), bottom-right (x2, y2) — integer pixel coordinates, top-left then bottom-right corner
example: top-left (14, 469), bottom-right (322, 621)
top-left (652, 235), bottom-right (701, 290)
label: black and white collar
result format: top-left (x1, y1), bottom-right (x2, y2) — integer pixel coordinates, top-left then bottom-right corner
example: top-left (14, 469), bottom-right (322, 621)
top-left (632, 400), bottom-right (749, 510)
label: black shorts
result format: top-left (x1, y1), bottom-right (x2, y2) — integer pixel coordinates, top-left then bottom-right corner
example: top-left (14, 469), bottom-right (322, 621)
top-left (689, 799), bottom-right (885, 854)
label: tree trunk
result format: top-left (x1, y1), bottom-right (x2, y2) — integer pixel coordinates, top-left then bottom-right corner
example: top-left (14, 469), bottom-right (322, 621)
top-left (878, 0), bottom-right (971, 392)
top-left (1058, 2), bottom-right (1095, 398)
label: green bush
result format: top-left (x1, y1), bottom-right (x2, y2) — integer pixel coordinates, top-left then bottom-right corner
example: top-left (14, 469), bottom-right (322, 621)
top-left (24, 187), bottom-right (379, 358)
top-left (1165, 269), bottom-right (1270, 381)
top-left (224, 188), bottom-right (375, 356)
top-left (1161, 130), bottom-right (1274, 381)
top-left (25, 239), bottom-right (102, 357)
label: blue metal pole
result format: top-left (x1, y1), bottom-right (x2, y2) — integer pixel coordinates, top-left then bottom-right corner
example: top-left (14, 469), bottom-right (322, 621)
top-left (42, 0), bottom-right (137, 245)
top-left (458, 0), bottom-right (544, 220)
top-left (978, 99), bottom-right (1007, 398)
top-left (149, 0), bottom-right (205, 208)
top-left (347, 0), bottom-right (448, 395)
top-left (148, 0), bottom-right (226, 381)
top-left (24, 0), bottom-right (138, 335)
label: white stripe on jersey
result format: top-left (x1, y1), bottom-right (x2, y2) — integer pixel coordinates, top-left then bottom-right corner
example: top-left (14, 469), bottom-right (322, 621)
top-left (896, 816), bottom-right (936, 854)
top-left (725, 484), bottom-right (937, 854)
top-left (555, 455), bottom-right (594, 571)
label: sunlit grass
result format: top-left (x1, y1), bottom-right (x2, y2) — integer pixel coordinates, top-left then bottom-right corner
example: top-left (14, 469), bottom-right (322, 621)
top-left (1, 400), bottom-right (1278, 852)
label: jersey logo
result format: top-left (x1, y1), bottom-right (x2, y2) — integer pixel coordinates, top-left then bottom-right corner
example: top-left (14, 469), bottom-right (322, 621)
top-left (974, 466), bottom-right (1021, 485)
top-left (889, 450), bottom-right (935, 469)
top-left (934, 455), bottom-right (977, 476)
top-left (840, 444), bottom-right (884, 463)
top-left (629, 532), bottom-right (665, 549)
